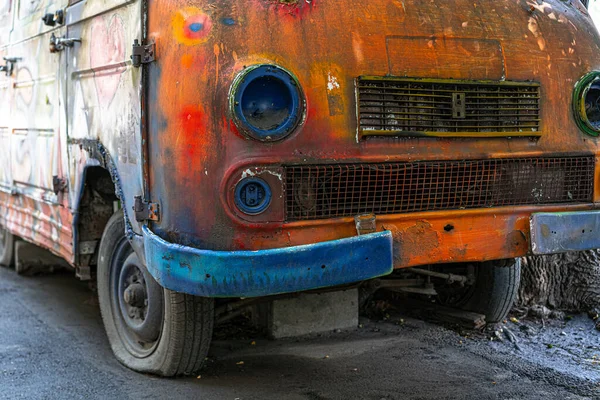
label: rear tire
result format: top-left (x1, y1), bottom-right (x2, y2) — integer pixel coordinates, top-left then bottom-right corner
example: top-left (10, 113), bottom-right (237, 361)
top-left (0, 225), bottom-right (14, 268)
top-left (438, 259), bottom-right (521, 323)
top-left (97, 211), bottom-right (214, 376)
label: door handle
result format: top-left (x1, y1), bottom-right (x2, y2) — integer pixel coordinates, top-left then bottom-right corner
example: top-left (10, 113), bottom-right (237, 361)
top-left (50, 33), bottom-right (81, 53)
top-left (0, 57), bottom-right (21, 77)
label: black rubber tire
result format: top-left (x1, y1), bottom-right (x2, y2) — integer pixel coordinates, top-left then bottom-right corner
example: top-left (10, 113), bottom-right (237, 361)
top-left (0, 225), bottom-right (14, 268)
top-left (458, 259), bottom-right (521, 323)
top-left (97, 211), bottom-right (214, 376)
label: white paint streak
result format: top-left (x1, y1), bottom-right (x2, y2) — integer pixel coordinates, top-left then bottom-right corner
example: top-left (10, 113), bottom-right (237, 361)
top-left (241, 169), bottom-right (257, 179)
top-left (327, 74), bottom-right (340, 92)
top-left (264, 170), bottom-right (283, 181)
top-left (240, 169), bottom-right (283, 181)
top-left (528, 1), bottom-right (553, 14)
top-left (528, 17), bottom-right (546, 51)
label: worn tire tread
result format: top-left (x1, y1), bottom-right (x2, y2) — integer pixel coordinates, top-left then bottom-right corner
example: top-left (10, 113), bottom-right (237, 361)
top-left (462, 259), bottom-right (521, 323)
top-left (98, 211), bottom-right (214, 377)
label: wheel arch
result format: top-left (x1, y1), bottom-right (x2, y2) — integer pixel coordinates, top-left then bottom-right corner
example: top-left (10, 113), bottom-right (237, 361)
top-left (71, 140), bottom-right (143, 279)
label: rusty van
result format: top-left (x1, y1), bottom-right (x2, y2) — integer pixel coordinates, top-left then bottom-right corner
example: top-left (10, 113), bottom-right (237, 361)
top-left (1, 0), bottom-right (600, 376)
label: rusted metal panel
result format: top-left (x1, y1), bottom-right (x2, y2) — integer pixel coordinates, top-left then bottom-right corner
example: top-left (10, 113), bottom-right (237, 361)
top-left (145, 0), bottom-right (600, 267)
top-left (386, 36), bottom-right (506, 80)
top-left (0, 191), bottom-right (73, 262)
top-left (1, 0), bottom-right (600, 282)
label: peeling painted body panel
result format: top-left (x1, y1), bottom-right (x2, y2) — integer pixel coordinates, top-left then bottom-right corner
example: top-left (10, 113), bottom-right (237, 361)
top-left (0, 0), bottom-right (142, 264)
top-left (65, 0), bottom-right (143, 216)
top-left (0, 0), bottom-right (72, 261)
top-left (531, 210), bottom-right (600, 254)
top-left (143, 226), bottom-right (394, 297)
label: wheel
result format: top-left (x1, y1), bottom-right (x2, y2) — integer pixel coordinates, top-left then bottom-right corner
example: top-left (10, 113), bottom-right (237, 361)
top-left (0, 225), bottom-right (14, 268)
top-left (436, 259), bottom-right (521, 323)
top-left (97, 211), bottom-right (214, 376)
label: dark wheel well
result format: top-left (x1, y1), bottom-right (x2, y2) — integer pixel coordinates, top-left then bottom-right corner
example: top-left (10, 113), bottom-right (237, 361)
top-left (76, 167), bottom-right (118, 276)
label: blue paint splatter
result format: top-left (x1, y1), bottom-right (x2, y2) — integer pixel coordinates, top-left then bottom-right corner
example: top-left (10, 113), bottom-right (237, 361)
top-left (222, 18), bottom-right (235, 26)
top-left (189, 23), bottom-right (203, 32)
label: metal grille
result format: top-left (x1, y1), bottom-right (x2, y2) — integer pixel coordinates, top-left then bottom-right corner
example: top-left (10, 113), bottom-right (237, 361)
top-left (357, 77), bottom-right (541, 138)
top-left (285, 157), bottom-right (594, 221)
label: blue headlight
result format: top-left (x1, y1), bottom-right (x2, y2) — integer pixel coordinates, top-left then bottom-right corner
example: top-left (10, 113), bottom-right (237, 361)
top-left (230, 65), bottom-right (304, 142)
top-left (234, 178), bottom-right (272, 215)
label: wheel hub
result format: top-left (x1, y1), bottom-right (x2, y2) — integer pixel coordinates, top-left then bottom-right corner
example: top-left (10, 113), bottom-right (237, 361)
top-left (123, 283), bottom-right (147, 307)
top-left (115, 252), bottom-right (164, 346)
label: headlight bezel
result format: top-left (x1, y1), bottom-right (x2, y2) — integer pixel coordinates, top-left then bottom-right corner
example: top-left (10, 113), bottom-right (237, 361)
top-left (229, 64), bottom-right (305, 142)
top-left (573, 70), bottom-right (600, 137)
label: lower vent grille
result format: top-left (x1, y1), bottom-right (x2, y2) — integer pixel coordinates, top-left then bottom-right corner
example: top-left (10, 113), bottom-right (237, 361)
top-left (284, 157), bottom-right (594, 221)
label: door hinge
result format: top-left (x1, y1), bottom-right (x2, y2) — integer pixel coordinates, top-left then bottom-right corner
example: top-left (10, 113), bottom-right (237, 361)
top-left (131, 40), bottom-right (155, 68)
top-left (134, 196), bottom-right (160, 222)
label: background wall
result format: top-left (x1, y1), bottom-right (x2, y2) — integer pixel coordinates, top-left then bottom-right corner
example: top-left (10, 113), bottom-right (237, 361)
top-left (590, 0), bottom-right (600, 29)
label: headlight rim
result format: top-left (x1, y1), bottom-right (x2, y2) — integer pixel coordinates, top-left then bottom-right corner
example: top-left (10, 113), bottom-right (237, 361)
top-left (573, 70), bottom-right (600, 137)
top-left (229, 64), bottom-right (305, 142)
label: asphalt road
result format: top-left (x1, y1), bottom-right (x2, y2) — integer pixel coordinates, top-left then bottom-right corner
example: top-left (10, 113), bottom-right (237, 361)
top-left (0, 267), bottom-right (598, 400)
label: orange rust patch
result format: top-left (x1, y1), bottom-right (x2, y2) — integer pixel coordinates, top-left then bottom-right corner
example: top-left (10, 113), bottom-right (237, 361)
top-left (506, 230), bottom-right (528, 254)
top-left (394, 220), bottom-right (440, 265)
top-left (259, 0), bottom-right (318, 18)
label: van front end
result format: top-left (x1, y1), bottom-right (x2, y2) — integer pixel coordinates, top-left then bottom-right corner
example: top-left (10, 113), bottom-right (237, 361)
top-left (143, 0), bottom-right (600, 299)
top-left (39, 0), bottom-right (600, 377)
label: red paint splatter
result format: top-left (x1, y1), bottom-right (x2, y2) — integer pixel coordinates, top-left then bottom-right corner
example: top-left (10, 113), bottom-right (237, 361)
top-left (178, 105), bottom-right (206, 160)
top-left (260, 0), bottom-right (318, 18)
top-left (183, 13), bottom-right (212, 40)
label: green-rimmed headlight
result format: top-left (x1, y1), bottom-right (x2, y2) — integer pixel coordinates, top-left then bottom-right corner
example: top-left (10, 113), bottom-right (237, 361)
top-left (573, 71), bottom-right (600, 137)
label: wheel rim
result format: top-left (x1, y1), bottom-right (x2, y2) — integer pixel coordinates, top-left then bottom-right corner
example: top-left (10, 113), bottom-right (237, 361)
top-left (110, 238), bottom-right (164, 358)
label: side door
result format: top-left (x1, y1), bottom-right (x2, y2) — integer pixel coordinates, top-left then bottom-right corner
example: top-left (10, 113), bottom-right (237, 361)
top-left (65, 0), bottom-right (143, 226)
top-left (9, 0), bottom-right (67, 202)
top-left (0, 0), bottom-right (14, 190)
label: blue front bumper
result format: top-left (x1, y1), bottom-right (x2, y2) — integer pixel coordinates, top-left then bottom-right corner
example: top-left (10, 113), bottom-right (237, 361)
top-left (142, 226), bottom-right (394, 298)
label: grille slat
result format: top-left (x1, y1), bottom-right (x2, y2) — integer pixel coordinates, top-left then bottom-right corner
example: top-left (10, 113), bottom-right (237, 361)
top-left (357, 77), bottom-right (541, 137)
top-left (284, 157), bottom-right (595, 222)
